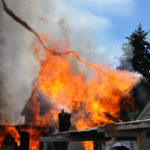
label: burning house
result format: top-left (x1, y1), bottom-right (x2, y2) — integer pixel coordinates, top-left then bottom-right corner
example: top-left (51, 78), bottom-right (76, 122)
top-left (1, 1), bottom-right (150, 150)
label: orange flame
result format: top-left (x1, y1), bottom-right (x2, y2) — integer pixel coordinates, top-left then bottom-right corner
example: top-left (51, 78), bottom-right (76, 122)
top-left (0, 125), bottom-right (20, 147)
top-left (20, 126), bottom-right (43, 150)
top-left (32, 33), bottom-right (138, 150)
top-left (0, 33), bottom-right (139, 150)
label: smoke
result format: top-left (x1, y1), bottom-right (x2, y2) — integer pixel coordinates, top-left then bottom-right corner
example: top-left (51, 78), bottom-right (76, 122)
top-left (0, 0), bottom-right (104, 123)
top-left (0, 0), bottom-right (135, 124)
top-left (0, 0), bottom-right (41, 123)
top-left (117, 43), bottom-right (134, 71)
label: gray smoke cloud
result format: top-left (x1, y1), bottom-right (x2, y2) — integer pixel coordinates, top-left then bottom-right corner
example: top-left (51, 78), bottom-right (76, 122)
top-left (0, 0), bottom-right (102, 124)
top-left (0, 0), bottom-right (134, 125)
top-left (0, 0), bottom-right (41, 123)
top-left (117, 43), bottom-right (134, 71)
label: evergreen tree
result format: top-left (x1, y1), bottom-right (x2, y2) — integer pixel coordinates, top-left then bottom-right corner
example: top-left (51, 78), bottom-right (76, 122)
top-left (118, 24), bottom-right (150, 80)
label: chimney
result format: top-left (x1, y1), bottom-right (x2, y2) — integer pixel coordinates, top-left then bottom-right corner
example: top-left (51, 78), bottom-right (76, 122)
top-left (54, 109), bottom-right (71, 150)
top-left (58, 109), bottom-right (71, 132)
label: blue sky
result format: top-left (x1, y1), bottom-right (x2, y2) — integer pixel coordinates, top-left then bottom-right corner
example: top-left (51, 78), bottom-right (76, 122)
top-left (54, 0), bottom-right (150, 68)
top-left (112, 0), bottom-right (150, 41)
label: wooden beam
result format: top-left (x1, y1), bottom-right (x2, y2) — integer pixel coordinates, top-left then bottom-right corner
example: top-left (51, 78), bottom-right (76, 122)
top-left (116, 137), bottom-right (137, 141)
top-left (40, 137), bottom-right (95, 142)
top-left (105, 131), bottom-right (138, 138)
top-left (97, 119), bottom-right (150, 133)
top-left (114, 120), bottom-right (150, 131)
top-left (104, 131), bottom-right (137, 141)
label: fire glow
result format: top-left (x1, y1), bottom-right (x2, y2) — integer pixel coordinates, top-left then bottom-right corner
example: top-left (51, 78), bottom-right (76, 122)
top-left (0, 0), bottom-right (140, 149)
top-left (33, 33), bottom-right (140, 149)
top-left (0, 32), bottom-right (138, 150)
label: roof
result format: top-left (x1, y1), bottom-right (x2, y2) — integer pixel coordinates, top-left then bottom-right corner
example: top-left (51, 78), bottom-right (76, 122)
top-left (121, 78), bottom-right (150, 121)
top-left (136, 100), bottom-right (150, 120)
top-left (40, 119), bottom-right (150, 142)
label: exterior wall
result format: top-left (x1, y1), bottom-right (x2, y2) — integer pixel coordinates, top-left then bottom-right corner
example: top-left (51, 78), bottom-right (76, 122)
top-left (137, 131), bottom-right (150, 150)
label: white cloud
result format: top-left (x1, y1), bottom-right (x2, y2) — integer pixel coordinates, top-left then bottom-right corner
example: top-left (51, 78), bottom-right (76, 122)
top-left (66, 0), bottom-right (135, 16)
top-left (97, 43), bottom-right (122, 67)
top-left (39, 0), bottom-right (135, 59)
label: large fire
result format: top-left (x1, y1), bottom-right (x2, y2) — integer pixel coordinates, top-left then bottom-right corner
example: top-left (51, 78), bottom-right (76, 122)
top-left (0, 33), bottom-right (138, 150)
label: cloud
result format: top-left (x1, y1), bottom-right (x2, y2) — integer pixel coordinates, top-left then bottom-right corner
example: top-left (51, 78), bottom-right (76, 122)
top-left (66, 0), bottom-right (135, 16)
top-left (40, 0), bottom-right (135, 61)
top-left (97, 43), bottom-right (122, 67)
top-left (51, 0), bottom-right (135, 67)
